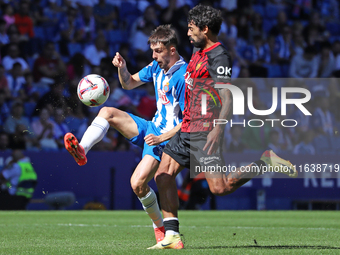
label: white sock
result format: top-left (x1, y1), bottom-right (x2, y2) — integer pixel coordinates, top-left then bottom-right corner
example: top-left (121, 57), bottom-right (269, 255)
top-left (139, 188), bottom-right (163, 229)
top-left (80, 116), bottom-right (110, 154)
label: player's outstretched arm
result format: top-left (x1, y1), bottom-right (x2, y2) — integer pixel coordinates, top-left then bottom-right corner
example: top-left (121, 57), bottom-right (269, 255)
top-left (112, 52), bottom-right (143, 90)
top-left (203, 88), bottom-right (232, 155)
top-left (144, 123), bottom-right (182, 146)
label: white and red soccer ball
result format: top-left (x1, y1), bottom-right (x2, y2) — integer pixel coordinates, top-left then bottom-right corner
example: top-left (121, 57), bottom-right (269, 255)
top-left (77, 74), bottom-right (110, 107)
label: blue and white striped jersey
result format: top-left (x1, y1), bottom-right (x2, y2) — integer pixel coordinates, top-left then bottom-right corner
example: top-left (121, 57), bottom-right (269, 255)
top-left (138, 57), bottom-right (187, 133)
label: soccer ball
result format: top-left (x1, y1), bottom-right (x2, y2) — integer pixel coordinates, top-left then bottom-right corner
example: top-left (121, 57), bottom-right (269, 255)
top-left (77, 74), bottom-right (110, 107)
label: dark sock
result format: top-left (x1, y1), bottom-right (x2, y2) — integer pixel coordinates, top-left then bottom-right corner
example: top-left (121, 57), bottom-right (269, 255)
top-left (164, 220), bottom-right (179, 233)
top-left (253, 160), bottom-right (266, 175)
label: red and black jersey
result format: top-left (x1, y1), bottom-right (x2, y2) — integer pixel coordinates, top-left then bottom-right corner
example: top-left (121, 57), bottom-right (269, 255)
top-left (181, 42), bottom-right (232, 133)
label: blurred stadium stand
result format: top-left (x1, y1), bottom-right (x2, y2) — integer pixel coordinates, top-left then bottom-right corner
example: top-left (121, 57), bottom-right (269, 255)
top-left (0, 0), bottom-right (340, 210)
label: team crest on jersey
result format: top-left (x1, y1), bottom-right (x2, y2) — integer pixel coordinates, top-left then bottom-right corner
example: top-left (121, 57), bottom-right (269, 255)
top-left (196, 62), bottom-right (202, 71)
top-left (158, 89), bottom-right (170, 105)
top-left (163, 82), bottom-right (169, 92)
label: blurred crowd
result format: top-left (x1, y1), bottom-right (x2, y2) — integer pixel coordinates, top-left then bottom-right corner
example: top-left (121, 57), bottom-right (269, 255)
top-left (0, 0), bottom-right (340, 155)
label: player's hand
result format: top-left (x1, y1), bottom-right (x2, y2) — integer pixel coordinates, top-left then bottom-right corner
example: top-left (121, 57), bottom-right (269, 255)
top-left (112, 52), bottom-right (126, 68)
top-left (144, 134), bottom-right (162, 146)
top-left (203, 127), bottom-right (222, 155)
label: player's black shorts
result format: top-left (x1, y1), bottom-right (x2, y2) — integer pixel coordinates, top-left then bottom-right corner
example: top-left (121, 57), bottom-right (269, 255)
top-left (163, 130), bottom-right (225, 169)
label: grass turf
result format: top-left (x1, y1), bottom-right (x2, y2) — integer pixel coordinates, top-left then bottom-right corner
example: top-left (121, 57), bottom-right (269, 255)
top-left (0, 211), bottom-right (339, 254)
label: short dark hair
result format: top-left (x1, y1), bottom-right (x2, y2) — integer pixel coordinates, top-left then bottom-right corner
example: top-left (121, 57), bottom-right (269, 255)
top-left (320, 41), bottom-right (331, 50)
top-left (12, 62), bottom-right (22, 69)
top-left (44, 41), bottom-right (54, 49)
top-left (148, 24), bottom-right (178, 49)
top-left (253, 35), bottom-right (262, 42)
top-left (304, 45), bottom-right (317, 55)
top-left (187, 5), bottom-right (223, 35)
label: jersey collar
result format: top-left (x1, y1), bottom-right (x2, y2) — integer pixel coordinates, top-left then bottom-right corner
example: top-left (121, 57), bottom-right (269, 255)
top-left (164, 56), bottom-right (185, 76)
top-left (201, 42), bottom-right (221, 53)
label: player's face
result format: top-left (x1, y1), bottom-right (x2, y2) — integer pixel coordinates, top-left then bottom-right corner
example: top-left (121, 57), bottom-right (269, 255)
top-left (187, 21), bottom-right (206, 48)
top-left (150, 42), bottom-right (171, 71)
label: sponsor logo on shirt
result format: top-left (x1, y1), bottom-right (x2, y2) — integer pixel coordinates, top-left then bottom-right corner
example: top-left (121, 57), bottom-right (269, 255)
top-left (199, 156), bottom-right (220, 165)
top-left (158, 89), bottom-right (170, 105)
top-left (184, 72), bottom-right (193, 90)
top-left (216, 66), bottom-right (231, 79)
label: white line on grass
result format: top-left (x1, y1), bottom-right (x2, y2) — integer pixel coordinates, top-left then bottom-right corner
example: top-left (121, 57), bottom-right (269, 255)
top-left (0, 223), bottom-right (338, 231)
top-left (55, 224), bottom-right (340, 231)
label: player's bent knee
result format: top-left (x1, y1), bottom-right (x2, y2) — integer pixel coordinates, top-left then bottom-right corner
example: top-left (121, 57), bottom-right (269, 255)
top-left (154, 172), bottom-right (173, 186)
top-left (98, 107), bottom-right (116, 120)
top-left (130, 176), bottom-right (147, 197)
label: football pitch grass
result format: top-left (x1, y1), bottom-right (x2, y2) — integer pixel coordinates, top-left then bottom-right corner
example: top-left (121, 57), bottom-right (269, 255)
top-left (0, 211), bottom-right (339, 254)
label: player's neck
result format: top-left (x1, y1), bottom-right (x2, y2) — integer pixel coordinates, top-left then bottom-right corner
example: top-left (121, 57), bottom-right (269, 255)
top-left (202, 36), bottom-right (219, 51)
top-left (164, 54), bottom-right (180, 73)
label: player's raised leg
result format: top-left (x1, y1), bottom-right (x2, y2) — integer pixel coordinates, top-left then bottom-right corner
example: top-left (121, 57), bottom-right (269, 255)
top-left (204, 150), bottom-right (297, 196)
top-left (130, 155), bottom-right (165, 243)
top-left (64, 107), bottom-right (139, 166)
top-left (204, 162), bottom-right (263, 196)
top-left (148, 153), bottom-right (184, 250)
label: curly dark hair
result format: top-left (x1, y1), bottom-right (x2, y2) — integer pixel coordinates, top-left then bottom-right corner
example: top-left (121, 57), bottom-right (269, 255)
top-left (148, 24), bottom-right (178, 49)
top-left (187, 5), bottom-right (223, 35)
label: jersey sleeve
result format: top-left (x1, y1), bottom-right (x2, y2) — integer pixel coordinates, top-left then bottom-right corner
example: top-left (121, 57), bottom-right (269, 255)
top-left (2, 163), bottom-right (21, 181)
top-left (174, 72), bottom-right (186, 112)
top-left (208, 53), bottom-right (232, 84)
top-left (138, 60), bottom-right (157, 83)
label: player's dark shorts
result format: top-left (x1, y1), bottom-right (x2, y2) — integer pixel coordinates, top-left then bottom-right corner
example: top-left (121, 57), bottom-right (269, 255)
top-left (163, 130), bottom-right (225, 169)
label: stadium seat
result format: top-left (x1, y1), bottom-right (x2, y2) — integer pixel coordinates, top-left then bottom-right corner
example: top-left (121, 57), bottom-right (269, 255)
top-left (262, 19), bottom-right (276, 33)
top-left (109, 43), bottom-right (120, 56)
top-left (119, 1), bottom-right (141, 20)
top-left (326, 22), bottom-right (340, 36)
top-left (34, 26), bottom-right (45, 40)
top-left (253, 0), bottom-right (266, 4)
top-left (329, 36), bottom-right (340, 43)
top-left (125, 89), bottom-right (148, 105)
top-left (105, 30), bottom-right (123, 44)
top-left (61, 56), bottom-right (70, 63)
top-left (54, 43), bottom-right (60, 53)
top-left (124, 14), bottom-right (140, 30)
top-left (254, 78), bottom-right (266, 91)
top-left (237, 45), bottom-right (248, 57)
top-left (253, 5), bottom-right (265, 16)
top-left (24, 102), bottom-right (37, 118)
top-left (259, 90), bottom-right (275, 108)
top-left (330, 136), bottom-right (340, 153)
top-left (67, 43), bottom-right (83, 57)
top-left (65, 116), bottom-right (88, 134)
top-left (266, 64), bottom-right (282, 78)
top-left (313, 135), bottom-right (331, 154)
top-left (265, 4), bottom-right (285, 19)
top-left (44, 26), bottom-right (57, 42)
top-left (105, 30), bottom-right (129, 44)
top-left (29, 38), bottom-right (44, 55)
top-left (280, 64), bottom-right (289, 78)
top-left (26, 57), bottom-right (35, 70)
